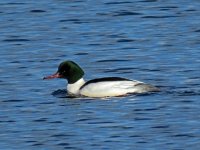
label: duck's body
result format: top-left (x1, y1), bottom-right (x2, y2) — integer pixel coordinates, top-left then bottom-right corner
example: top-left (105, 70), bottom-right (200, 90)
top-left (43, 61), bottom-right (159, 98)
top-left (68, 77), bottom-right (158, 97)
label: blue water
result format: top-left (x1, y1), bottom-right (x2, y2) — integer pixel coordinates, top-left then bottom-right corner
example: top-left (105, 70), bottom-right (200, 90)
top-left (0, 0), bottom-right (200, 149)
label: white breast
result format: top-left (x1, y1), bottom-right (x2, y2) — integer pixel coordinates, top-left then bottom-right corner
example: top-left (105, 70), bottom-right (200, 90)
top-left (67, 78), bottom-right (85, 95)
top-left (79, 80), bottom-right (144, 97)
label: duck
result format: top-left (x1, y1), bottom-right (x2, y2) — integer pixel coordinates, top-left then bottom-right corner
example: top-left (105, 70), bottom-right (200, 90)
top-left (43, 60), bottom-right (159, 98)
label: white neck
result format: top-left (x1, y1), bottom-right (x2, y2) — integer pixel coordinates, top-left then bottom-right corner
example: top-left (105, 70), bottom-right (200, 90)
top-left (67, 78), bottom-right (85, 95)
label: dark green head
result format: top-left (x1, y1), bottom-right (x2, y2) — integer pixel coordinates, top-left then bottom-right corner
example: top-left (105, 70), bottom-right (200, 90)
top-left (43, 61), bottom-right (84, 84)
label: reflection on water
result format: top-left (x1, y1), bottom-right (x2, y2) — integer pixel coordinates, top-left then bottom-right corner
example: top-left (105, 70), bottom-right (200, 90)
top-left (0, 0), bottom-right (200, 149)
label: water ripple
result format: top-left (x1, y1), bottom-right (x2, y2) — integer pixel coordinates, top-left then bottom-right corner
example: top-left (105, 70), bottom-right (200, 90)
top-left (33, 118), bottom-right (48, 122)
top-left (30, 10), bottom-right (46, 13)
top-left (3, 39), bottom-right (30, 42)
top-left (96, 59), bottom-right (130, 63)
top-left (139, 0), bottom-right (157, 2)
top-left (2, 99), bottom-right (25, 103)
top-left (142, 15), bottom-right (179, 19)
top-left (117, 39), bottom-right (135, 42)
top-left (113, 11), bottom-right (143, 16)
top-left (104, 2), bottom-right (133, 5)
top-left (59, 19), bottom-right (89, 24)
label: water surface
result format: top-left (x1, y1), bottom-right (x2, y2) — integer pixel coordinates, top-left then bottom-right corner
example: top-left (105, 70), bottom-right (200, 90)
top-left (0, 0), bottom-right (200, 149)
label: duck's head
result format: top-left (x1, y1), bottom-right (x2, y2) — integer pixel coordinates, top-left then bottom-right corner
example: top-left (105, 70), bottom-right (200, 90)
top-left (43, 61), bottom-right (84, 84)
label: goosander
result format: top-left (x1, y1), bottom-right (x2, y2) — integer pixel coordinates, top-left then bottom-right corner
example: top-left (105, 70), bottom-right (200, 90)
top-left (43, 60), bottom-right (159, 98)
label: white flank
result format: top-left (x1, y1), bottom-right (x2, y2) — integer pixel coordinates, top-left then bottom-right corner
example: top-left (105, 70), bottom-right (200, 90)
top-left (79, 80), bottom-right (144, 98)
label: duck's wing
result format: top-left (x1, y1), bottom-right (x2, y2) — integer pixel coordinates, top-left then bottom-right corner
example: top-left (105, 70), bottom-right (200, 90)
top-left (80, 77), bottom-right (132, 89)
top-left (79, 77), bottom-right (145, 97)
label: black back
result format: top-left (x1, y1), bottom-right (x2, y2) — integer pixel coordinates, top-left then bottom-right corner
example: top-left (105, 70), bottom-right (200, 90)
top-left (80, 77), bottom-right (131, 89)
